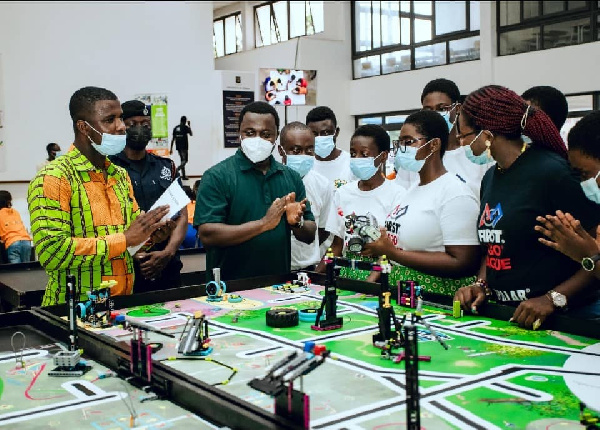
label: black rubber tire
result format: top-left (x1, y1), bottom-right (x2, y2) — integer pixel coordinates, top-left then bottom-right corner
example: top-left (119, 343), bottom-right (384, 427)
top-left (266, 308), bottom-right (299, 328)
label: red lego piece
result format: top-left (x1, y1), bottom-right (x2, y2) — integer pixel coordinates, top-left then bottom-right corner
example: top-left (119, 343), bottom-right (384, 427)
top-left (313, 345), bottom-right (327, 356)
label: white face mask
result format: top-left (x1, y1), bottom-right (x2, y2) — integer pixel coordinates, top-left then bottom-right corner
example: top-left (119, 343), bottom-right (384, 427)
top-left (240, 136), bottom-right (274, 163)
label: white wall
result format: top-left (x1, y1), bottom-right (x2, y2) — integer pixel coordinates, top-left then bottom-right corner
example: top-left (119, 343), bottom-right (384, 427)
top-left (214, 1), bottom-right (355, 151)
top-left (0, 1), bottom-right (220, 185)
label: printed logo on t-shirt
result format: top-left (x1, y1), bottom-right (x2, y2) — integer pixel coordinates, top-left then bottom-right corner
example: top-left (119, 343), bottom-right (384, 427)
top-left (334, 179), bottom-right (347, 189)
top-left (478, 202), bottom-right (511, 271)
top-left (479, 203), bottom-right (503, 228)
top-left (160, 166), bottom-right (172, 181)
top-left (385, 204), bottom-right (408, 247)
top-left (492, 289), bottom-right (530, 302)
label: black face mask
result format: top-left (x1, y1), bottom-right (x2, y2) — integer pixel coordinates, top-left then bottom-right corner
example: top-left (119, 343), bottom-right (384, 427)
top-left (126, 125), bottom-right (152, 150)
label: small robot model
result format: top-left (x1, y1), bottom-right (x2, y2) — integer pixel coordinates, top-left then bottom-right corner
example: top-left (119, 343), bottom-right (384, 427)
top-left (345, 212), bottom-right (381, 253)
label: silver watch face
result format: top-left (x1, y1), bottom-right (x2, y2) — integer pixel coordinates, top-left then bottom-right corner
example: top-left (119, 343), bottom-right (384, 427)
top-left (551, 292), bottom-right (567, 307)
top-left (582, 257), bottom-right (596, 272)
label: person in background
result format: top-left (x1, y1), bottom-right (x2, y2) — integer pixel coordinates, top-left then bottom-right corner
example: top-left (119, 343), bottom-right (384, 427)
top-left (28, 86), bottom-right (169, 306)
top-left (397, 78), bottom-right (493, 196)
top-left (0, 190), bottom-right (32, 263)
top-left (195, 101), bottom-right (316, 281)
top-left (536, 111), bottom-right (600, 283)
top-left (453, 85), bottom-right (600, 328)
top-left (326, 124), bottom-right (406, 280)
top-left (306, 106), bottom-right (355, 190)
top-left (170, 115), bottom-right (192, 180)
top-left (278, 121), bottom-right (335, 272)
top-left (363, 111), bottom-right (481, 295)
top-left (522, 85), bottom-right (569, 132)
top-left (110, 100), bottom-right (187, 293)
top-left (36, 143), bottom-right (62, 171)
top-left (180, 185), bottom-right (199, 249)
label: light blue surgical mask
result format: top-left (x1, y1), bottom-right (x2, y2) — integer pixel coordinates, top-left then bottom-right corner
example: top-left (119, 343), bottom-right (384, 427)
top-left (394, 140), bottom-right (432, 173)
top-left (86, 121), bottom-right (127, 157)
top-left (438, 110), bottom-right (454, 132)
top-left (286, 154), bottom-right (314, 178)
top-left (314, 135), bottom-right (335, 158)
top-left (55, 151), bottom-right (63, 158)
top-left (464, 131), bottom-right (491, 165)
top-left (350, 153), bottom-right (383, 180)
top-left (581, 171), bottom-right (600, 204)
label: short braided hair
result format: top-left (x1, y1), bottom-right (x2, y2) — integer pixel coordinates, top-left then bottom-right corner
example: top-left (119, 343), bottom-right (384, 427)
top-left (461, 85), bottom-right (567, 159)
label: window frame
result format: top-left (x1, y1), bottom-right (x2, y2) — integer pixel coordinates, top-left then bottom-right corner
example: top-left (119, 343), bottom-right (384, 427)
top-left (496, 1), bottom-right (600, 57)
top-left (213, 11), bottom-right (243, 58)
top-left (351, 1), bottom-right (481, 79)
top-left (254, 1), bottom-right (323, 48)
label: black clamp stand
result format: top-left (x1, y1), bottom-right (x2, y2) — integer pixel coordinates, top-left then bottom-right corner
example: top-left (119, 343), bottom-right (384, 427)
top-left (248, 343), bottom-right (330, 429)
top-left (372, 256), bottom-right (404, 348)
top-left (312, 250), bottom-right (343, 331)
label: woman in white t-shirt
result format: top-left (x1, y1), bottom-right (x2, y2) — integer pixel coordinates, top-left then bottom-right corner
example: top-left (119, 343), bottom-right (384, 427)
top-left (363, 110), bottom-right (481, 296)
top-left (327, 124), bottom-right (406, 280)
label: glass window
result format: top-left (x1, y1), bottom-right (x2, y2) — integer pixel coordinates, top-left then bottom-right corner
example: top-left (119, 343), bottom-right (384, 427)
top-left (356, 1), bottom-right (372, 51)
top-left (224, 15), bottom-right (237, 55)
top-left (470, 1), bottom-right (480, 31)
top-left (382, 50), bottom-right (411, 74)
top-left (353, 55), bottom-right (382, 78)
top-left (381, 1), bottom-right (401, 46)
top-left (273, 1), bottom-right (289, 43)
top-left (449, 35), bottom-right (480, 63)
top-left (542, 1), bottom-right (565, 15)
top-left (414, 18), bottom-right (432, 43)
top-left (499, 27), bottom-right (540, 55)
top-left (372, 1), bottom-right (381, 49)
top-left (569, 2), bottom-right (589, 11)
top-left (235, 14), bottom-right (243, 52)
top-left (566, 94), bottom-right (594, 112)
top-left (436, 1), bottom-right (466, 35)
top-left (310, 1), bottom-right (325, 34)
top-left (353, 1), bottom-right (479, 78)
top-left (385, 115), bottom-right (409, 124)
top-left (544, 18), bottom-right (591, 49)
top-left (523, 1), bottom-right (539, 19)
top-left (214, 20), bottom-right (225, 58)
top-left (358, 116), bottom-right (383, 125)
top-left (499, 1), bottom-right (520, 26)
top-left (414, 1), bottom-right (432, 15)
top-left (256, 5), bottom-right (272, 46)
top-left (290, 1), bottom-right (306, 38)
top-left (415, 42), bottom-right (446, 68)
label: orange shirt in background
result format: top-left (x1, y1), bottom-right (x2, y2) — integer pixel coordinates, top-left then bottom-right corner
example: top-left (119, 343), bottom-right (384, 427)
top-left (0, 208), bottom-right (31, 248)
top-left (187, 201), bottom-right (196, 225)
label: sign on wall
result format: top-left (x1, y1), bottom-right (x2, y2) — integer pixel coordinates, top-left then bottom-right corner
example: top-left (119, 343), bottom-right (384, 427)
top-left (221, 71), bottom-right (256, 148)
top-left (135, 93), bottom-right (169, 157)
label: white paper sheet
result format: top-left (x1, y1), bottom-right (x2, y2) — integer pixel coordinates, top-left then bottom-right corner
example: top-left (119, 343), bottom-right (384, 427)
top-left (127, 180), bottom-right (191, 256)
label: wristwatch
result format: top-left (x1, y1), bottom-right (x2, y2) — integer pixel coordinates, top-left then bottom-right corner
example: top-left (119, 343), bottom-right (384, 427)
top-left (294, 216), bottom-right (304, 229)
top-left (581, 254), bottom-right (600, 272)
top-left (546, 290), bottom-right (568, 309)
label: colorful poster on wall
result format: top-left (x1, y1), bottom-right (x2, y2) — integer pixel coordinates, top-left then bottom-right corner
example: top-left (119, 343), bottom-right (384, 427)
top-left (135, 93), bottom-right (169, 157)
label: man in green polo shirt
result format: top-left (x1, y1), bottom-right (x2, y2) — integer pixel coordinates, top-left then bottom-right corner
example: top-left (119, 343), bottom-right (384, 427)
top-left (195, 102), bottom-right (316, 281)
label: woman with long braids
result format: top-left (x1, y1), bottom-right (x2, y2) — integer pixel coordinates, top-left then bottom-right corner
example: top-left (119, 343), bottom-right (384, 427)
top-left (454, 85), bottom-right (600, 329)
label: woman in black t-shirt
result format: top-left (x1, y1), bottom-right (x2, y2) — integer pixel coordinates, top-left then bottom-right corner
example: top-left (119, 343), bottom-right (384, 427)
top-left (454, 85), bottom-right (600, 329)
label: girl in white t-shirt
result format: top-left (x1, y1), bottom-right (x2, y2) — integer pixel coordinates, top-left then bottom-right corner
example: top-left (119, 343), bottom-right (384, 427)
top-left (363, 110), bottom-right (481, 296)
top-left (326, 124), bottom-right (406, 280)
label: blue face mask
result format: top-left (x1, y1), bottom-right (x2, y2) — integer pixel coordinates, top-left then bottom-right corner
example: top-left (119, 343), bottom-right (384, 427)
top-left (464, 131), bottom-right (491, 165)
top-left (286, 154), bottom-right (314, 178)
top-left (581, 171), bottom-right (600, 204)
top-left (350, 153), bottom-right (383, 180)
top-left (314, 135), bottom-right (335, 158)
top-left (438, 110), bottom-right (454, 132)
top-left (55, 151), bottom-right (63, 158)
top-left (86, 121), bottom-right (127, 156)
top-left (394, 140), bottom-right (432, 173)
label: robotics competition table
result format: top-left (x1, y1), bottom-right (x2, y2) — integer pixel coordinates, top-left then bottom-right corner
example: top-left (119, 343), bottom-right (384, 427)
top-left (6, 271), bottom-right (600, 430)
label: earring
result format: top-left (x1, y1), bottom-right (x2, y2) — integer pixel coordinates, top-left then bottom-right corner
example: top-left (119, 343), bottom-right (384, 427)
top-left (485, 140), bottom-right (491, 158)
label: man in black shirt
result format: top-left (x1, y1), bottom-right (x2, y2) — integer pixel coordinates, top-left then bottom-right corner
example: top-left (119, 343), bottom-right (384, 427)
top-left (170, 116), bottom-right (193, 180)
top-left (110, 100), bottom-right (188, 293)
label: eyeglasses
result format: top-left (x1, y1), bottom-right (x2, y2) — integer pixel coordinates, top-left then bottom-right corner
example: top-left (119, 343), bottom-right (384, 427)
top-left (422, 102), bottom-right (458, 113)
top-left (456, 130), bottom-right (478, 141)
top-left (393, 137), bottom-right (428, 154)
